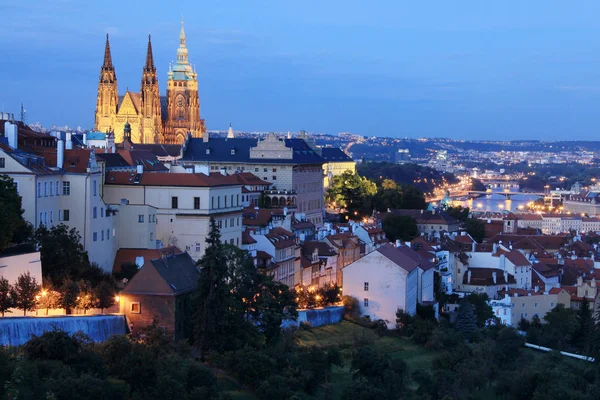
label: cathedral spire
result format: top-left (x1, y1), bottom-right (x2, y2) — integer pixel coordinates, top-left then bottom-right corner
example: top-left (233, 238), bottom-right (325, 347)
top-left (103, 34), bottom-right (113, 68)
top-left (144, 34), bottom-right (155, 71)
top-left (176, 19), bottom-right (189, 65)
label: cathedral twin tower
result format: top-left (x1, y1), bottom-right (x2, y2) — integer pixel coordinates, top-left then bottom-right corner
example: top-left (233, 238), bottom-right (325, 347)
top-left (94, 21), bottom-right (205, 144)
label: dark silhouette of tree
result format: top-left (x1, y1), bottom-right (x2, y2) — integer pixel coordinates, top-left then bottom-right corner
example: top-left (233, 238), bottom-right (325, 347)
top-left (77, 280), bottom-right (96, 314)
top-left (11, 272), bottom-right (40, 316)
top-left (60, 279), bottom-right (80, 315)
top-left (0, 277), bottom-right (14, 317)
top-left (94, 281), bottom-right (116, 313)
top-left (466, 293), bottom-right (495, 327)
top-left (326, 171), bottom-right (377, 219)
top-left (455, 299), bottom-right (478, 341)
top-left (465, 218), bottom-right (486, 243)
top-left (193, 217), bottom-right (230, 356)
top-left (382, 214), bottom-right (418, 241)
top-left (0, 175), bottom-right (31, 251)
top-left (34, 224), bottom-right (90, 287)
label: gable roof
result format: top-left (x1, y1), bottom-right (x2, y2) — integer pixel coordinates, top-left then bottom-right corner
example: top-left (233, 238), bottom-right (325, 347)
top-left (302, 241), bottom-right (337, 257)
top-left (376, 243), bottom-right (435, 273)
top-left (113, 246), bottom-right (182, 274)
top-left (122, 252), bottom-right (199, 296)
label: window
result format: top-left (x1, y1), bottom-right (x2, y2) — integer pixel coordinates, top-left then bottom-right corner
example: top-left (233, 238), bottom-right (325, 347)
top-left (196, 243), bottom-right (201, 252)
top-left (230, 239), bottom-right (234, 245)
top-left (62, 181), bottom-right (71, 195)
top-left (93, 207), bottom-right (97, 219)
top-left (254, 168), bottom-right (258, 172)
top-left (101, 230), bottom-right (104, 241)
top-left (138, 215), bottom-right (144, 223)
top-left (364, 298), bottom-right (369, 307)
top-left (44, 182), bottom-right (48, 196)
top-left (171, 196), bottom-right (178, 209)
top-left (522, 303), bottom-right (525, 308)
top-left (55, 181), bottom-right (59, 196)
top-left (224, 196), bottom-right (228, 207)
top-left (93, 180), bottom-right (97, 196)
top-left (211, 197), bottom-right (215, 209)
top-left (236, 237), bottom-right (239, 246)
top-left (0, 158), bottom-right (4, 168)
top-left (107, 229), bottom-right (110, 239)
top-left (50, 211), bottom-right (53, 224)
top-left (272, 176), bottom-right (277, 180)
top-left (194, 197), bottom-right (200, 209)
top-left (263, 168), bottom-right (267, 172)
top-left (39, 212), bottom-right (43, 225)
top-left (63, 210), bottom-right (70, 221)
top-left (58, 210), bottom-right (62, 221)
top-left (272, 168), bottom-right (277, 172)
top-left (93, 232), bottom-right (98, 242)
top-left (130, 302), bottom-right (141, 314)
top-left (225, 220), bottom-right (228, 228)
top-left (49, 182), bottom-right (53, 196)
top-left (364, 282), bottom-right (369, 291)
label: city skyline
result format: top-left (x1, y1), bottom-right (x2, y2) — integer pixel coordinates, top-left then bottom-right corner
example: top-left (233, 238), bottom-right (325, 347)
top-left (3, 1), bottom-right (600, 140)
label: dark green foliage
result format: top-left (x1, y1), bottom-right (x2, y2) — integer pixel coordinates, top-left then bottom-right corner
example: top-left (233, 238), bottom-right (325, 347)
top-left (115, 261), bottom-right (138, 281)
top-left (465, 218), bottom-right (486, 243)
top-left (466, 293), bottom-right (495, 327)
top-left (34, 224), bottom-right (91, 287)
top-left (94, 280), bottom-right (116, 312)
top-left (0, 175), bottom-right (31, 252)
top-left (446, 206), bottom-right (470, 222)
top-left (77, 280), bottom-right (96, 314)
top-left (0, 276), bottom-right (14, 317)
top-left (326, 170), bottom-right (377, 218)
top-left (343, 295), bottom-right (360, 319)
top-left (348, 346), bottom-right (409, 399)
top-left (59, 279), bottom-right (80, 314)
top-left (454, 299), bottom-right (478, 341)
top-left (382, 214), bottom-right (418, 241)
top-left (11, 271), bottom-right (40, 316)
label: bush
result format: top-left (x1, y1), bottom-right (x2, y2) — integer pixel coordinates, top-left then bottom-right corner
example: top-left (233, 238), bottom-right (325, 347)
top-left (343, 295), bottom-right (360, 319)
top-left (374, 319), bottom-right (388, 337)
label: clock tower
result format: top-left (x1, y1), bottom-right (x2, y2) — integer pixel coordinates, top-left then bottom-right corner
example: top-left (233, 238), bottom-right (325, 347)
top-left (164, 20), bottom-right (205, 144)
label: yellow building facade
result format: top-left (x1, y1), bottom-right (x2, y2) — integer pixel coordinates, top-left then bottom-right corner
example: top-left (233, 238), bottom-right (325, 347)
top-left (94, 21), bottom-right (205, 144)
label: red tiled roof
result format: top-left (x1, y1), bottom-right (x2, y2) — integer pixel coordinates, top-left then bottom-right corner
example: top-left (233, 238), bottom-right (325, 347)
top-left (242, 231), bottom-right (257, 244)
top-left (463, 268), bottom-right (516, 286)
top-left (266, 227), bottom-right (296, 249)
top-left (375, 243), bottom-right (435, 272)
top-left (113, 246), bottom-right (182, 274)
top-left (105, 171), bottom-right (244, 187)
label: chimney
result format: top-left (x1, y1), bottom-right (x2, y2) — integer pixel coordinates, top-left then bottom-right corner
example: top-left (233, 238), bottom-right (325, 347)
top-left (471, 241), bottom-right (476, 253)
top-left (503, 270), bottom-right (508, 283)
top-left (65, 132), bottom-right (73, 150)
top-left (83, 132), bottom-right (88, 146)
top-left (136, 164), bottom-right (144, 174)
top-left (492, 271), bottom-right (497, 284)
top-left (467, 269), bottom-right (472, 283)
top-left (57, 138), bottom-right (64, 169)
top-left (534, 285), bottom-right (539, 292)
top-left (395, 239), bottom-right (402, 248)
top-left (4, 120), bottom-right (17, 149)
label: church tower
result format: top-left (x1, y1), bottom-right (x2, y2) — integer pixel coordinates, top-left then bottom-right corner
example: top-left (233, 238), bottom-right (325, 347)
top-left (94, 34), bottom-right (118, 133)
top-left (140, 35), bottom-right (162, 143)
top-left (164, 20), bottom-right (205, 144)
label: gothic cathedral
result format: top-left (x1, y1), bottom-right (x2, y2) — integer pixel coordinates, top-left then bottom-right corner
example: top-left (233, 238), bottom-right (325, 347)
top-left (94, 21), bottom-right (205, 144)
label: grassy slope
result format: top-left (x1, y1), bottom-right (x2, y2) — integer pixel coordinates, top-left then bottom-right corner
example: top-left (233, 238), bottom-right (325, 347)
top-left (295, 321), bottom-right (436, 399)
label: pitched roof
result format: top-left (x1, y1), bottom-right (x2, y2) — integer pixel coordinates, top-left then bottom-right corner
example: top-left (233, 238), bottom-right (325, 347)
top-left (112, 246), bottom-right (182, 274)
top-left (117, 149), bottom-right (168, 172)
top-left (375, 243), bottom-right (434, 273)
top-left (242, 231), bottom-right (257, 245)
top-left (242, 207), bottom-right (285, 227)
top-left (117, 142), bottom-right (182, 158)
top-left (302, 241), bottom-right (337, 257)
top-left (122, 252), bottom-right (199, 295)
top-left (463, 267), bottom-right (516, 286)
top-left (265, 227), bottom-right (296, 249)
top-left (320, 147), bottom-right (353, 162)
top-left (105, 171), bottom-right (244, 187)
top-left (0, 143), bottom-right (58, 176)
top-left (181, 137), bottom-right (324, 165)
top-left (96, 152), bottom-right (131, 169)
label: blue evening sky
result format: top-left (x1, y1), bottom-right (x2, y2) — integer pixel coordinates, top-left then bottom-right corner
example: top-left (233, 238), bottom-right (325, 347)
top-left (2, 0), bottom-right (600, 140)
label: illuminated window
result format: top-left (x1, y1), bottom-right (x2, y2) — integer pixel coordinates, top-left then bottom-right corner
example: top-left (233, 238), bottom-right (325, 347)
top-left (130, 302), bottom-right (141, 314)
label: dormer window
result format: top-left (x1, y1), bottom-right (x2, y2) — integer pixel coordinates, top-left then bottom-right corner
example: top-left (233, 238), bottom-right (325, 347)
top-left (206, 148), bottom-right (210, 155)
top-left (231, 148), bottom-right (236, 155)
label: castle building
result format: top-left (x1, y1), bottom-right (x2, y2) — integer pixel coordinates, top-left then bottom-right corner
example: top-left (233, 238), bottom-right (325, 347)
top-left (94, 21), bottom-right (205, 145)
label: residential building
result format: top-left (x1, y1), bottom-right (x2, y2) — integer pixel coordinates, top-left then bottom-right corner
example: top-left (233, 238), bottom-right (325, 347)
top-left (300, 241), bottom-right (339, 287)
top-left (321, 147), bottom-right (355, 191)
top-left (0, 244), bottom-right (43, 286)
top-left (342, 242), bottom-right (434, 329)
top-left (119, 251), bottom-right (199, 339)
top-left (251, 227), bottom-right (299, 288)
top-left (351, 223), bottom-right (386, 254)
top-left (179, 132), bottom-right (325, 227)
top-left (103, 171), bottom-right (244, 259)
top-left (324, 233), bottom-right (362, 269)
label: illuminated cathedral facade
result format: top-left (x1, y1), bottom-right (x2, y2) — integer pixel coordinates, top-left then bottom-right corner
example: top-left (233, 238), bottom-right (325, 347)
top-left (94, 21), bottom-right (205, 144)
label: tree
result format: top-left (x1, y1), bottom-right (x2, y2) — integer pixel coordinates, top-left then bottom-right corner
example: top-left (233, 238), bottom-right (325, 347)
top-left (446, 206), bottom-right (470, 222)
top-left (77, 280), bottom-right (96, 314)
top-left (115, 261), bottom-right (138, 282)
top-left (193, 217), bottom-right (231, 356)
top-left (11, 272), bottom-right (40, 316)
top-left (60, 279), bottom-right (80, 315)
top-left (466, 293), bottom-right (494, 327)
top-left (94, 281), bottom-right (116, 313)
top-left (465, 218), bottom-right (485, 243)
top-left (0, 277), bottom-right (13, 317)
top-left (34, 224), bottom-right (90, 287)
top-left (326, 171), bottom-right (377, 219)
top-left (542, 304), bottom-right (578, 349)
top-left (454, 299), bottom-right (478, 341)
top-left (382, 214), bottom-right (418, 241)
top-left (401, 185), bottom-right (426, 209)
top-left (254, 276), bottom-right (297, 344)
top-left (0, 175), bottom-right (31, 252)
top-left (37, 285), bottom-right (61, 316)
top-left (575, 298), bottom-right (594, 352)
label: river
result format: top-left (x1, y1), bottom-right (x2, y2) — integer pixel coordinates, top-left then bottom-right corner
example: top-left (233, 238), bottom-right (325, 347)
top-left (452, 191), bottom-right (542, 212)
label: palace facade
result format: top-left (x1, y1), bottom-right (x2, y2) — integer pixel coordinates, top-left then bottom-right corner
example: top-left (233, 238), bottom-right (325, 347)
top-left (94, 21), bottom-right (205, 144)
